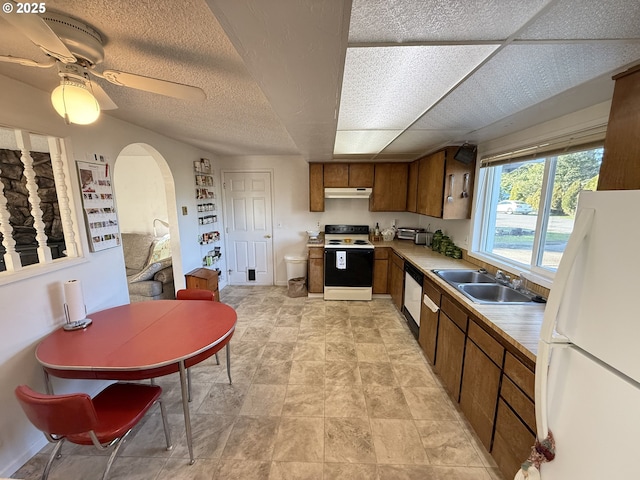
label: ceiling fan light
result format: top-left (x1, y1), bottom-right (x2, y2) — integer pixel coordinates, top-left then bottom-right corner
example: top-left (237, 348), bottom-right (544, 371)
top-left (51, 80), bottom-right (100, 125)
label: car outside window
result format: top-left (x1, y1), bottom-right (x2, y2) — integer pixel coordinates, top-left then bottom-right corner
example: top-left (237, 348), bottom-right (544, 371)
top-left (474, 146), bottom-right (603, 274)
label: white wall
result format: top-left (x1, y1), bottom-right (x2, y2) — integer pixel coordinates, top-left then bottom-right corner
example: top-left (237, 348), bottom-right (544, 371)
top-left (0, 74), bottom-right (219, 477)
top-left (113, 154), bottom-right (169, 234)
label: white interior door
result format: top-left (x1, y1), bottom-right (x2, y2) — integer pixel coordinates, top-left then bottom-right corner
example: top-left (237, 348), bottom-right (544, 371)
top-left (222, 171), bottom-right (273, 285)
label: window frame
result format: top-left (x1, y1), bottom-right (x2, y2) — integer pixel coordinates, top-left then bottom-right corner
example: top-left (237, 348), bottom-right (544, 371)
top-left (470, 142), bottom-right (604, 287)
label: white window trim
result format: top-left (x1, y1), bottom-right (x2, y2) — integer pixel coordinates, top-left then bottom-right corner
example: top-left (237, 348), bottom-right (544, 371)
top-left (0, 129), bottom-right (86, 284)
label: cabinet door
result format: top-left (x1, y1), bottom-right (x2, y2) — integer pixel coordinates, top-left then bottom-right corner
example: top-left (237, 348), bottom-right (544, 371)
top-left (459, 338), bottom-right (502, 449)
top-left (416, 150), bottom-right (445, 217)
top-left (492, 399), bottom-right (536, 479)
top-left (370, 163), bottom-right (409, 211)
top-left (388, 251), bottom-right (404, 310)
top-left (442, 149), bottom-right (475, 219)
top-left (418, 275), bottom-right (441, 364)
top-left (309, 163), bottom-right (324, 212)
top-left (406, 160), bottom-right (419, 213)
top-left (373, 247), bottom-right (389, 294)
top-left (307, 247), bottom-right (324, 293)
top-left (324, 163), bottom-right (349, 187)
top-left (349, 163), bottom-right (374, 187)
top-left (434, 311), bottom-right (467, 401)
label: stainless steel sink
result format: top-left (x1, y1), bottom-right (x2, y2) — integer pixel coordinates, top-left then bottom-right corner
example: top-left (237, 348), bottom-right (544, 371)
top-left (433, 269), bottom-right (497, 284)
top-left (457, 283), bottom-right (534, 304)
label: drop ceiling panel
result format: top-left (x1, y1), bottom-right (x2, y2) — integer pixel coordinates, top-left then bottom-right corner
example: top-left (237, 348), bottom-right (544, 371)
top-left (334, 130), bottom-right (403, 155)
top-left (349, 0), bottom-right (552, 42)
top-left (412, 43), bottom-right (640, 131)
top-left (379, 129), bottom-right (469, 155)
top-left (518, 0), bottom-right (640, 40)
top-left (337, 45), bottom-right (498, 131)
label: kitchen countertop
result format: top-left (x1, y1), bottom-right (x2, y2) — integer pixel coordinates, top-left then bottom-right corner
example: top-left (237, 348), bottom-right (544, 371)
top-left (371, 240), bottom-right (544, 364)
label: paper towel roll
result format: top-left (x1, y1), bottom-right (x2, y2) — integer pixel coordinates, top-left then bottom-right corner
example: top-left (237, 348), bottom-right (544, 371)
top-left (64, 279), bottom-right (86, 322)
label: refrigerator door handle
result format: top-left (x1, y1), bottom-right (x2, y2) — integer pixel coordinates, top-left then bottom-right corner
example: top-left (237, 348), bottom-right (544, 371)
top-left (535, 207), bottom-right (594, 440)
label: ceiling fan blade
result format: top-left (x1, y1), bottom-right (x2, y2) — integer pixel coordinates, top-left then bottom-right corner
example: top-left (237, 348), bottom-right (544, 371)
top-left (0, 55), bottom-right (56, 68)
top-left (102, 70), bottom-right (206, 101)
top-left (88, 80), bottom-right (118, 110)
top-left (3, 3), bottom-right (76, 63)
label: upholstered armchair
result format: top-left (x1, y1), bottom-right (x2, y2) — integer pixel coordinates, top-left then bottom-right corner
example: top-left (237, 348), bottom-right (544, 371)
top-left (122, 232), bottom-right (175, 302)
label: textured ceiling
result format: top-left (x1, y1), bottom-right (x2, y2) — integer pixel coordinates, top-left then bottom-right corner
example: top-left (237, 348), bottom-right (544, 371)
top-left (0, 0), bottom-right (639, 163)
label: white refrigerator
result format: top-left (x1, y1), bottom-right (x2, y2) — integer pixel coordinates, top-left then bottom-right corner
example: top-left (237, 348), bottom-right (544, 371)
top-left (532, 190), bottom-right (640, 479)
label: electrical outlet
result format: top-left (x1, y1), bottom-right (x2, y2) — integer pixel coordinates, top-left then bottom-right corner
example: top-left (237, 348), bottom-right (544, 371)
top-left (182, 206), bottom-right (188, 215)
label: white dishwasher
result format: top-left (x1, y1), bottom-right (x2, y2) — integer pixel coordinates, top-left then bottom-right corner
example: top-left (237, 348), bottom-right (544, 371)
top-left (403, 262), bottom-right (423, 339)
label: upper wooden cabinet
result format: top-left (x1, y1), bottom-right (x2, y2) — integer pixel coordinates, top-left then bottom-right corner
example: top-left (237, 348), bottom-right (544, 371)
top-left (369, 163), bottom-right (409, 211)
top-left (598, 65), bottom-right (640, 190)
top-left (406, 160), bottom-right (419, 213)
top-left (416, 147), bottom-right (475, 219)
top-left (309, 163), bottom-right (324, 212)
top-left (324, 163), bottom-right (374, 188)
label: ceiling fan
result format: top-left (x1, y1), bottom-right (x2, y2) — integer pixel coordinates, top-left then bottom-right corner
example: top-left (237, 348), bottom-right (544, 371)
top-left (0, 4), bottom-right (206, 124)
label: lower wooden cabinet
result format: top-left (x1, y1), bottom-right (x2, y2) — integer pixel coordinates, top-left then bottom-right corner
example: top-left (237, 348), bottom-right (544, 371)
top-left (434, 310), bottom-right (467, 401)
top-left (418, 275), bottom-right (441, 364)
top-left (373, 247), bottom-right (389, 294)
top-left (492, 398), bottom-right (536, 478)
top-left (459, 329), bottom-right (503, 449)
top-left (388, 251), bottom-right (404, 310)
top-left (307, 247), bottom-right (324, 293)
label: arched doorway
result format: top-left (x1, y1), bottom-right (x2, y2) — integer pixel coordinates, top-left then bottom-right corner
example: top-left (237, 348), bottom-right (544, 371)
top-left (113, 143), bottom-right (182, 301)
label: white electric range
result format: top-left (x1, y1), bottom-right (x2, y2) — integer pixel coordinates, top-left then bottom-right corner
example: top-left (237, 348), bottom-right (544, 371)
top-left (323, 225), bottom-right (374, 301)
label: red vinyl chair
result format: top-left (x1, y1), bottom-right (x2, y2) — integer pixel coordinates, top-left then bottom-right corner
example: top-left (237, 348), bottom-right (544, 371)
top-left (176, 288), bottom-right (233, 398)
top-left (15, 383), bottom-right (172, 480)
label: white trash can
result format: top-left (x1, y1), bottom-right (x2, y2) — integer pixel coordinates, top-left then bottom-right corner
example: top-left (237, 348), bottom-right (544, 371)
top-left (284, 254), bottom-right (308, 280)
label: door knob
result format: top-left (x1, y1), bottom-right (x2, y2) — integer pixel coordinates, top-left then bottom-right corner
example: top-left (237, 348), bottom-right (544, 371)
top-left (264, 234), bottom-right (272, 238)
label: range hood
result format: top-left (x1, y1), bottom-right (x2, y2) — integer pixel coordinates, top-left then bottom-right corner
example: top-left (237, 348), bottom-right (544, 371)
top-left (324, 187), bottom-right (372, 199)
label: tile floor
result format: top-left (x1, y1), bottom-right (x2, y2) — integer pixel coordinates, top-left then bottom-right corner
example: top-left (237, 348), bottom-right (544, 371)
top-left (14, 286), bottom-right (505, 480)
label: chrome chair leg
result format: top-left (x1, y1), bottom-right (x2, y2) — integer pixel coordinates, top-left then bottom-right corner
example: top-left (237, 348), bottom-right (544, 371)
top-left (215, 352), bottom-right (220, 365)
top-left (158, 399), bottom-right (173, 451)
top-left (226, 343), bottom-right (232, 385)
top-left (101, 430), bottom-right (132, 480)
top-left (42, 440), bottom-right (64, 480)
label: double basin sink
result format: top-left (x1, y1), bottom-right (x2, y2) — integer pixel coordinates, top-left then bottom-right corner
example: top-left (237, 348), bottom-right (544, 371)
top-left (432, 269), bottom-right (541, 305)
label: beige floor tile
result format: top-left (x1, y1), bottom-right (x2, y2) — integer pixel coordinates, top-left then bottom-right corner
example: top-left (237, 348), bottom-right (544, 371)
top-left (355, 343), bottom-right (389, 363)
top-left (239, 384), bottom-right (287, 416)
top-left (324, 417), bottom-right (376, 464)
top-left (415, 420), bottom-right (484, 466)
top-left (282, 384), bottom-right (324, 416)
top-left (261, 342), bottom-right (296, 362)
top-left (157, 457), bottom-right (218, 480)
top-left (269, 461), bottom-right (323, 480)
top-left (323, 462), bottom-right (377, 480)
top-left (377, 464), bottom-right (494, 480)
top-left (273, 417), bottom-right (324, 462)
top-left (359, 362), bottom-right (398, 386)
top-left (213, 459), bottom-right (271, 480)
top-left (325, 326), bottom-right (355, 343)
top-left (197, 383), bottom-right (249, 416)
top-left (324, 361), bottom-right (361, 385)
top-left (363, 385), bottom-right (413, 419)
top-left (293, 342), bottom-right (326, 361)
top-left (353, 327), bottom-right (384, 343)
top-left (275, 314), bottom-right (302, 327)
top-left (222, 416), bottom-right (280, 461)
top-left (402, 386), bottom-right (459, 421)
top-left (326, 342), bottom-right (358, 362)
top-left (253, 360), bottom-right (293, 385)
top-left (391, 362), bottom-right (438, 387)
top-left (289, 361), bottom-right (325, 384)
top-left (324, 385), bottom-right (368, 418)
top-left (269, 327), bottom-right (299, 343)
top-left (349, 315), bottom-right (376, 328)
top-left (296, 328), bottom-right (326, 343)
top-left (370, 418), bottom-right (430, 465)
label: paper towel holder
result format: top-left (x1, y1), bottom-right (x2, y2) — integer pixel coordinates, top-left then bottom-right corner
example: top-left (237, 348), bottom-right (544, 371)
top-left (62, 303), bottom-right (92, 331)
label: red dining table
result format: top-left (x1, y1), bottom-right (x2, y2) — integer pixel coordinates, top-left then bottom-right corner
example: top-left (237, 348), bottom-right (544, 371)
top-left (35, 299), bottom-right (237, 464)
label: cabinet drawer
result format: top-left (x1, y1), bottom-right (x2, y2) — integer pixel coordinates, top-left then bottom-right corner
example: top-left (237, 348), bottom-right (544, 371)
top-left (374, 247), bottom-right (389, 259)
top-left (501, 376), bottom-right (536, 433)
top-left (503, 352), bottom-right (535, 401)
top-left (308, 247), bottom-right (324, 259)
top-left (468, 320), bottom-right (504, 367)
top-left (423, 275), bottom-right (441, 303)
top-left (441, 296), bottom-right (468, 332)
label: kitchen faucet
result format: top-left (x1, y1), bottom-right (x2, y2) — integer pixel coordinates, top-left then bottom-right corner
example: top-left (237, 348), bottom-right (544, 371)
top-left (495, 270), bottom-right (511, 286)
